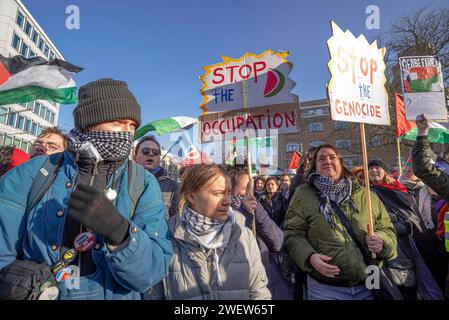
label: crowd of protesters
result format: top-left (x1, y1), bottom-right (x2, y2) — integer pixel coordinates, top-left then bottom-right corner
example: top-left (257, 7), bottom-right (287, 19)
top-left (0, 78), bottom-right (448, 301)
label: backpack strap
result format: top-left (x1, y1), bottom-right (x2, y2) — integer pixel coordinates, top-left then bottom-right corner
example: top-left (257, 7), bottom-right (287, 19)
top-left (127, 160), bottom-right (145, 220)
top-left (26, 153), bottom-right (64, 214)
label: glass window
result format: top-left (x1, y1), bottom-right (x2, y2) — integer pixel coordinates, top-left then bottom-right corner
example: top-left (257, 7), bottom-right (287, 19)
top-left (7, 112), bottom-right (16, 127)
top-left (39, 106), bottom-right (46, 118)
top-left (13, 137), bottom-right (21, 148)
top-left (20, 42), bottom-right (29, 57)
top-left (368, 136), bottom-right (381, 147)
top-left (285, 143), bottom-right (299, 153)
top-left (33, 102), bottom-right (40, 115)
top-left (16, 115), bottom-right (24, 130)
top-left (38, 38), bottom-right (44, 52)
top-left (31, 30), bottom-right (39, 44)
top-left (45, 108), bottom-right (51, 122)
top-left (37, 125), bottom-right (43, 136)
top-left (0, 133), bottom-right (4, 146)
top-left (25, 21), bottom-right (32, 37)
top-left (28, 50), bottom-right (36, 58)
top-left (43, 44), bottom-right (49, 58)
top-left (343, 157), bottom-right (353, 167)
top-left (334, 121), bottom-right (349, 130)
top-left (31, 122), bottom-right (38, 136)
top-left (25, 118), bottom-right (31, 132)
top-left (308, 122), bottom-right (323, 133)
top-left (0, 106), bottom-right (7, 124)
top-left (11, 33), bottom-right (21, 51)
top-left (49, 51), bottom-right (56, 60)
top-left (27, 101), bottom-right (34, 111)
top-left (16, 11), bottom-right (24, 28)
top-left (4, 135), bottom-right (12, 146)
top-left (21, 140), bottom-right (29, 153)
top-left (309, 140), bottom-right (324, 148)
top-left (50, 112), bottom-right (55, 124)
top-left (336, 139), bottom-right (352, 149)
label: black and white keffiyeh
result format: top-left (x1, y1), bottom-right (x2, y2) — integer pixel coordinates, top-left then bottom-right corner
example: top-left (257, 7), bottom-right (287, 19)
top-left (181, 206), bottom-right (226, 236)
top-left (308, 173), bottom-right (354, 228)
top-left (67, 129), bottom-right (133, 160)
top-left (230, 194), bottom-right (244, 211)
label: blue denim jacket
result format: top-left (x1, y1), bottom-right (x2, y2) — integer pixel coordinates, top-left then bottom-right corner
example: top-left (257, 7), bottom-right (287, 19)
top-left (0, 151), bottom-right (172, 300)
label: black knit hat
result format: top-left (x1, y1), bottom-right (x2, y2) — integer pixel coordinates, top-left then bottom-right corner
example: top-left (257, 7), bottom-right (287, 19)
top-left (368, 159), bottom-right (390, 173)
top-left (73, 78), bottom-right (141, 130)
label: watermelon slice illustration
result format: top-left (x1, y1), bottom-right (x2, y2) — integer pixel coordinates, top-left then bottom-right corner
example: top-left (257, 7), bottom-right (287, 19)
top-left (264, 69), bottom-right (285, 97)
top-left (0, 62), bottom-right (11, 87)
top-left (404, 66), bottom-right (441, 93)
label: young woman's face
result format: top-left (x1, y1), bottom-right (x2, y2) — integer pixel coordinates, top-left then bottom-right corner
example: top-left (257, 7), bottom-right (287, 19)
top-left (316, 148), bottom-right (342, 181)
top-left (233, 174), bottom-right (249, 196)
top-left (187, 175), bottom-right (232, 222)
top-left (369, 166), bottom-right (386, 183)
top-left (255, 179), bottom-right (265, 192)
top-left (265, 179), bottom-right (278, 194)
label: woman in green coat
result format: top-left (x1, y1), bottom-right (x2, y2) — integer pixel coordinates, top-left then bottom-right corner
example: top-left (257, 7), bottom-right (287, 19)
top-left (284, 144), bottom-right (397, 300)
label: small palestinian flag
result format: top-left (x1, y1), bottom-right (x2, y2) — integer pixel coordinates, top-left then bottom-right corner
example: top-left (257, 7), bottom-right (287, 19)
top-left (403, 66), bottom-right (441, 93)
top-left (135, 116), bottom-right (196, 139)
top-left (0, 54), bottom-right (82, 105)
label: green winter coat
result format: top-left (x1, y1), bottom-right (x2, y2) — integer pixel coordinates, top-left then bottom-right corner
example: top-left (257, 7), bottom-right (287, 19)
top-left (284, 181), bottom-right (397, 287)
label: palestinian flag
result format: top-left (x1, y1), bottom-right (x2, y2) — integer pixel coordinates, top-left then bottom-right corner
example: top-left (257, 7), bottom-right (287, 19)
top-left (288, 150), bottom-right (301, 170)
top-left (230, 137), bottom-right (272, 148)
top-left (0, 54), bottom-right (82, 105)
top-left (395, 93), bottom-right (449, 143)
top-left (135, 116), bottom-right (196, 139)
top-left (403, 66), bottom-right (440, 93)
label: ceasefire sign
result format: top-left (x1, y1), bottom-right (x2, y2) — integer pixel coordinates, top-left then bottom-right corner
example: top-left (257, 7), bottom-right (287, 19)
top-left (327, 21), bottom-right (390, 126)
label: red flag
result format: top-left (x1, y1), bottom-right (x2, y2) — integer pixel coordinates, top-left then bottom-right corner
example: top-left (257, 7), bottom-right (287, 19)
top-left (288, 150), bottom-right (301, 170)
top-left (395, 93), bottom-right (415, 138)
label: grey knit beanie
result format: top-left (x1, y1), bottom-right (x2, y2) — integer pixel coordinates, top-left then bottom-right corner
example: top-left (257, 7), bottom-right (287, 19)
top-left (368, 159), bottom-right (390, 173)
top-left (73, 78), bottom-right (141, 130)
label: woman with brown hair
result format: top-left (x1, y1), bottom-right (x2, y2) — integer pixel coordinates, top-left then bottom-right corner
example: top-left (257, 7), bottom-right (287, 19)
top-left (284, 144), bottom-right (397, 300)
top-left (149, 163), bottom-right (271, 300)
top-left (259, 177), bottom-right (288, 229)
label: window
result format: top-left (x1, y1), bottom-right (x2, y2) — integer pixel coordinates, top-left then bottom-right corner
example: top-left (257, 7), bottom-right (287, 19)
top-left (45, 108), bottom-right (51, 122)
top-left (0, 106), bottom-right (7, 124)
top-left (28, 50), bottom-right (36, 58)
top-left (31, 122), bottom-right (38, 136)
top-left (308, 122), bottom-right (323, 133)
top-left (336, 139), bottom-right (352, 149)
top-left (0, 133), bottom-right (4, 146)
top-left (7, 112), bottom-right (16, 127)
top-left (334, 121), bottom-right (348, 130)
top-left (11, 33), bottom-right (21, 51)
top-left (49, 51), bottom-right (56, 60)
top-left (309, 140), bottom-right (324, 148)
top-left (25, 118), bottom-right (31, 133)
top-left (39, 106), bottom-right (46, 118)
top-left (43, 44), bottom-right (49, 58)
top-left (368, 136), bottom-right (381, 147)
top-left (38, 38), bottom-right (44, 52)
top-left (20, 42), bottom-right (29, 57)
top-left (21, 140), bottom-right (29, 153)
top-left (31, 29), bottom-right (39, 44)
top-left (24, 21), bottom-right (32, 37)
top-left (50, 112), bottom-right (55, 124)
top-left (33, 102), bottom-right (40, 115)
top-left (13, 137), bottom-right (21, 148)
top-left (285, 143), bottom-right (299, 153)
top-left (37, 125), bottom-right (43, 136)
top-left (16, 115), bottom-right (24, 130)
top-left (16, 11), bottom-right (24, 28)
top-left (342, 157), bottom-right (353, 167)
top-left (4, 135), bottom-right (12, 146)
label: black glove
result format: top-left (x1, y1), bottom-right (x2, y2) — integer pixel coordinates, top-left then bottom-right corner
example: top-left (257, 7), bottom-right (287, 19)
top-left (68, 184), bottom-right (129, 246)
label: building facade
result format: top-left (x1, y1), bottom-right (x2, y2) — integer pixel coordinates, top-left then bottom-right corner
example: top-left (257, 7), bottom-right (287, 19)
top-left (279, 99), bottom-right (445, 172)
top-left (0, 0), bottom-right (62, 152)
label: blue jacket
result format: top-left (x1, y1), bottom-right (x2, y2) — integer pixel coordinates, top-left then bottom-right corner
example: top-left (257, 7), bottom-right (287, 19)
top-left (0, 151), bottom-right (173, 300)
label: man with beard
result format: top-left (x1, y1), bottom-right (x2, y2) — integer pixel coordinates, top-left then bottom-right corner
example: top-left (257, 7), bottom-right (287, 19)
top-left (134, 135), bottom-right (179, 219)
top-left (0, 78), bottom-right (172, 300)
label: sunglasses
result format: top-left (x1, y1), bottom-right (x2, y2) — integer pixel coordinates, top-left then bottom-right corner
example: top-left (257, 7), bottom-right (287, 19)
top-left (140, 147), bottom-right (161, 156)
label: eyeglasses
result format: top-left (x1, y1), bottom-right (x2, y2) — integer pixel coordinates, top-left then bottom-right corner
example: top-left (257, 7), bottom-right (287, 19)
top-left (33, 140), bottom-right (63, 152)
top-left (140, 147), bottom-right (161, 156)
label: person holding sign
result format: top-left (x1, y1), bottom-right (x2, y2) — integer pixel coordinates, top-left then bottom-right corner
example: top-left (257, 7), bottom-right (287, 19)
top-left (284, 144), bottom-right (397, 300)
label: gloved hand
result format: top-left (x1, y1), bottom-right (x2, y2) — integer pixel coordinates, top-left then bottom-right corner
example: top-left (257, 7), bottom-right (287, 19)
top-left (68, 184), bottom-right (129, 246)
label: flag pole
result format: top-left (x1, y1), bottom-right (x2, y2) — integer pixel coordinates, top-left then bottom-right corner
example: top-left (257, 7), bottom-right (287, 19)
top-left (241, 59), bottom-right (256, 237)
top-left (360, 123), bottom-right (376, 258)
top-left (396, 138), bottom-right (402, 177)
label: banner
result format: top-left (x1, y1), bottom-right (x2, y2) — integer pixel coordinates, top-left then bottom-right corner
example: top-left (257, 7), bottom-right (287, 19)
top-left (399, 56), bottom-right (446, 121)
top-left (198, 102), bottom-right (300, 143)
top-left (327, 21), bottom-right (390, 125)
top-left (200, 50), bottom-right (298, 114)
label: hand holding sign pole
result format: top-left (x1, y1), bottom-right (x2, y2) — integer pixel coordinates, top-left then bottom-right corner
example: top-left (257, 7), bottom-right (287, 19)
top-left (327, 21), bottom-right (390, 258)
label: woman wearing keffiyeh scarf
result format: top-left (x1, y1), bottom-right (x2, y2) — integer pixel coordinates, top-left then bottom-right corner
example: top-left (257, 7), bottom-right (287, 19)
top-left (284, 144), bottom-right (397, 300)
top-left (148, 164), bottom-right (271, 300)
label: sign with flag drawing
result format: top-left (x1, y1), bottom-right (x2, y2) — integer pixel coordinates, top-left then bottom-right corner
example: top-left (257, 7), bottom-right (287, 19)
top-left (399, 56), bottom-right (446, 121)
top-left (200, 50), bottom-right (298, 114)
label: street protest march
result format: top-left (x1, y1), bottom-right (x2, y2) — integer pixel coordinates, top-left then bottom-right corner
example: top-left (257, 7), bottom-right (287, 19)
top-left (0, 0), bottom-right (449, 314)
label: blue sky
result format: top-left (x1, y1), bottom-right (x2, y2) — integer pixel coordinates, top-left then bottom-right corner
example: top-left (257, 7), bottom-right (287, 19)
top-left (22, 0), bottom-right (448, 149)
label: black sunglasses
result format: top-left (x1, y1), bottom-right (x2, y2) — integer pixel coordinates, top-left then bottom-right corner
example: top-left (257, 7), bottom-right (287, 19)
top-left (140, 147), bottom-right (161, 156)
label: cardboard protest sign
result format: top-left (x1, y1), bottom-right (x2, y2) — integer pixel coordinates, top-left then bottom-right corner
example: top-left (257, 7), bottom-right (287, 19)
top-left (327, 21), bottom-right (390, 125)
top-left (399, 56), bottom-right (446, 121)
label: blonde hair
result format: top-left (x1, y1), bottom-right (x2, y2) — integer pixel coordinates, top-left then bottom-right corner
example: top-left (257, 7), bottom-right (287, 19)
top-left (178, 163), bottom-right (229, 214)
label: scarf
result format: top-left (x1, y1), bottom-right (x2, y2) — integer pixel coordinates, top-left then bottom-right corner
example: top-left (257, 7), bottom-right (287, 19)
top-left (181, 207), bottom-right (233, 287)
top-left (67, 129), bottom-right (133, 161)
top-left (308, 173), bottom-right (353, 228)
top-left (372, 179), bottom-right (409, 193)
top-left (230, 194), bottom-right (244, 211)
